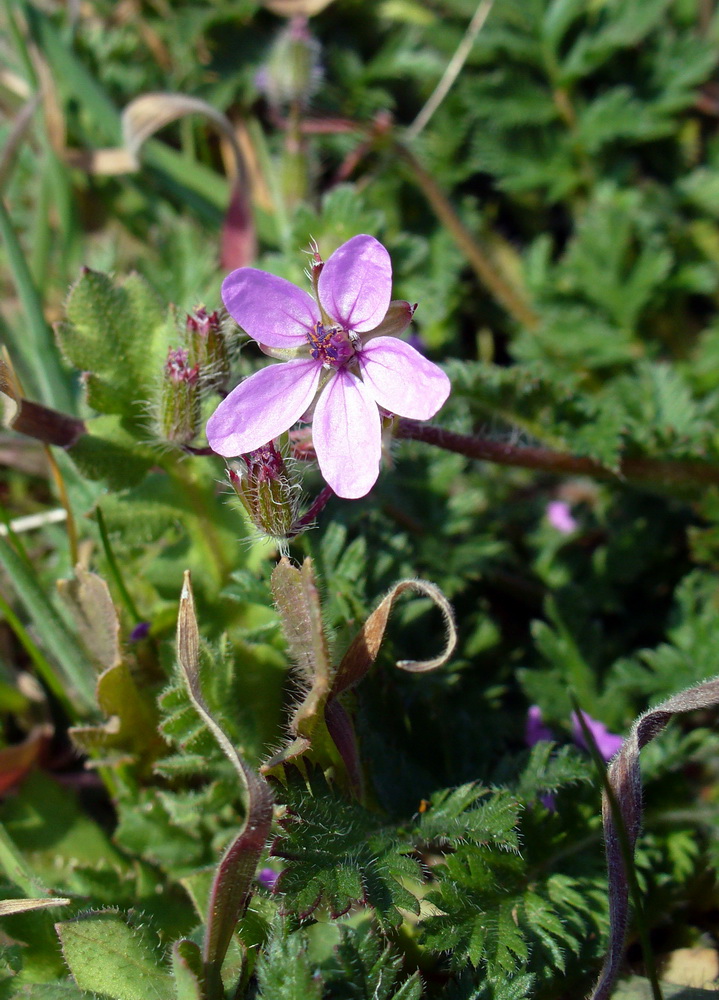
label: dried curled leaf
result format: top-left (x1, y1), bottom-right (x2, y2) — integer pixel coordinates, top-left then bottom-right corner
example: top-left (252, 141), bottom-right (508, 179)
top-left (263, 560), bottom-right (456, 790)
top-left (592, 676), bottom-right (719, 1000)
top-left (122, 93), bottom-right (239, 164)
top-left (121, 93), bottom-right (255, 269)
top-left (333, 577), bottom-right (458, 695)
top-left (177, 572), bottom-right (273, 995)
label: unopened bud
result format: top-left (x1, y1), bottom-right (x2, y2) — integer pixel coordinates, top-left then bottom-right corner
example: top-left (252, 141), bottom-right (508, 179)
top-left (186, 306), bottom-right (230, 393)
top-left (257, 16), bottom-right (323, 110)
top-left (228, 441), bottom-right (300, 541)
top-left (160, 348), bottom-right (200, 444)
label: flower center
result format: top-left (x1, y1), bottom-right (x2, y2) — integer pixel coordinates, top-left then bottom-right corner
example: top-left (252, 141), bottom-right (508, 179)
top-left (307, 322), bottom-right (355, 368)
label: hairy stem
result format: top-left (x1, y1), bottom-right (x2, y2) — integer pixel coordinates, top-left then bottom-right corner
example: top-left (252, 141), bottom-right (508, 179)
top-left (396, 419), bottom-right (719, 488)
top-left (288, 484), bottom-right (334, 538)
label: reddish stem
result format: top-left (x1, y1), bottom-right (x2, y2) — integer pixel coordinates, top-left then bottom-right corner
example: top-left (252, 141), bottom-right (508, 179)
top-left (395, 419), bottom-right (719, 488)
top-left (289, 484), bottom-right (334, 537)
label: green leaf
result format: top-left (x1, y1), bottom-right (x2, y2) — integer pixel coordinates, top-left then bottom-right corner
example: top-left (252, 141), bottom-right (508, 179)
top-left (255, 918), bottom-right (322, 1000)
top-left (171, 939), bottom-right (204, 1000)
top-left (415, 784), bottom-right (520, 851)
top-left (0, 771), bottom-right (124, 887)
top-left (56, 911), bottom-right (174, 1000)
top-left (57, 269), bottom-right (168, 420)
top-left (271, 768), bottom-right (421, 928)
top-left (560, 0), bottom-right (672, 82)
top-left (0, 537), bottom-right (95, 712)
top-left (324, 923), bottom-right (420, 1000)
top-left (67, 415), bottom-right (155, 490)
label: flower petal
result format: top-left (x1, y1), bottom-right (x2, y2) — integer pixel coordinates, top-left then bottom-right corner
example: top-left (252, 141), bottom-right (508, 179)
top-left (358, 337), bottom-right (450, 420)
top-left (206, 358), bottom-right (321, 456)
top-left (312, 369), bottom-right (381, 499)
top-left (222, 269), bottom-right (319, 348)
top-left (318, 235), bottom-right (392, 333)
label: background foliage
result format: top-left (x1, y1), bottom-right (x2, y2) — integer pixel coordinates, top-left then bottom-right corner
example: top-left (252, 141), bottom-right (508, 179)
top-left (3, 0), bottom-right (719, 997)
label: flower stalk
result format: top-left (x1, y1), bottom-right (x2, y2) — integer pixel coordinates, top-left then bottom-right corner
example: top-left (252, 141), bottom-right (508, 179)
top-left (395, 418), bottom-right (719, 490)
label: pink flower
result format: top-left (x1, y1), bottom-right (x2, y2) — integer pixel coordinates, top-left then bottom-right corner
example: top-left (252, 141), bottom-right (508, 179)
top-left (546, 500), bottom-right (577, 534)
top-left (526, 705), bottom-right (623, 762)
top-left (571, 710), bottom-right (623, 762)
top-left (206, 235), bottom-right (450, 499)
top-left (525, 705), bottom-right (554, 746)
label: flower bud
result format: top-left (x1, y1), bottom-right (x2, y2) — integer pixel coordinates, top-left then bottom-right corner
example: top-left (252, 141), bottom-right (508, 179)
top-left (186, 306), bottom-right (230, 393)
top-left (228, 441), bottom-right (301, 541)
top-left (257, 16), bottom-right (323, 110)
top-left (159, 348), bottom-right (201, 444)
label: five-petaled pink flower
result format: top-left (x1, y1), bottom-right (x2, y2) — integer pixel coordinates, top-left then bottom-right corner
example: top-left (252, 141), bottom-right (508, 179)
top-left (206, 234), bottom-right (450, 498)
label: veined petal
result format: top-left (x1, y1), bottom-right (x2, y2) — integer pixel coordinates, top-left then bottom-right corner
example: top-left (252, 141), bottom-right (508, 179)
top-left (358, 337), bottom-right (450, 420)
top-left (318, 235), bottom-right (392, 334)
top-left (312, 369), bottom-right (382, 499)
top-left (222, 269), bottom-right (319, 348)
top-left (206, 358), bottom-right (321, 456)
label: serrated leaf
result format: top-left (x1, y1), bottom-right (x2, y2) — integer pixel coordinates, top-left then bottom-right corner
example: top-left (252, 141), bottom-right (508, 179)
top-left (271, 768), bottom-right (421, 927)
top-left (416, 784), bottom-right (520, 850)
top-left (57, 269), bottom-right (167, 419)
top-left (255, 918), bottom-right (322, 1000)
top-left (56, 911), bottom-right (174, 1000)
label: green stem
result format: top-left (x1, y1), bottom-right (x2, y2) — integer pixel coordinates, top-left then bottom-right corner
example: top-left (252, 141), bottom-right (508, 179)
top-left (0, 589), bottom-right (74, 716)
top-left (0, 199), bottom-right (72, 411)
top-left (95, 507), bottom-right (142, 624)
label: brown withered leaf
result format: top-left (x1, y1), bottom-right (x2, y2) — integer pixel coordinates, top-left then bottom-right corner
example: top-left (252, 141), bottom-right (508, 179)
top-left (262, 557), bottom-right (336, 776)
top-left (0, 725), bottom-right (52, 796)
top-left (70, 661), bottom-right (164, 773)
top-left (57, 566), bottom-right (121, 671)
top-left (122, 93), bottom-right (256, 268)
top-left (0, 896), bottom-right (71, 916)
top-left (592, 676), bottom-right (719, 1000)
top-left (333, 577), bottom-right (457, 696)
top-left (263, 562), bottom-right (457, 790)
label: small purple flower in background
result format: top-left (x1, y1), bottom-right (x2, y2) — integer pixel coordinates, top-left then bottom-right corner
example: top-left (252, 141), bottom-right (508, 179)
top-left (546, 500), bottom-right (577, 534)
top-left (571, 710), bottom-right (623, 762)
top-left (257, 867), bottom-right (280, 890)
top-left (206, 235), bottom-right (451, 499)
top-left (129, 621), bottom-right (151, 641)
top-left (526, 705), bottom-right (623, 763)
top-left (525, 704), bottom-right (554, 746)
